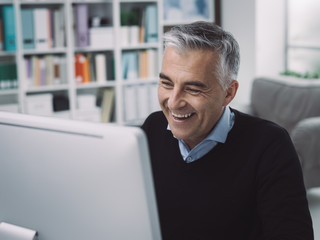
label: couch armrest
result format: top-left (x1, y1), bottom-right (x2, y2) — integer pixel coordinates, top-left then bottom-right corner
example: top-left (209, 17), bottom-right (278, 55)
top-left (291, 117), bottom-right (320, 189)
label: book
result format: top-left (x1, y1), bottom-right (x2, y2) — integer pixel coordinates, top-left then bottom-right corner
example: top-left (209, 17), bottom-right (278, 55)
top-left (25, 93), bottom-right (54, 116)
top-left (147, 49), bottom-right (158, 77)
top-left (21, 9), bottom-right (35, 49)
top-left (44, 55), bottom-right (54, 85)
top-left (139, 50), bottom-right (148, 78)
top-left (0, 19), bottom-right (3, 50)
top-left (89, 27), bottom-right (114, 48)
top-left (53, 8), bottom-right (65, 48)
top-left (0, 63), bottom-right (17, 90)
top-left (34, 8), bottom-right (49, 50)
top-left (122, 51), bottom-right (138, 80)
top-left (74, 54), bottom-right (84, 83)
top-left (82, 55), bottom-right (90, 83)
top-left (53, 56), bottom-right (62, 84)
top-left (77, 94), bottom-right (96, 110)
top-left (34, 56), bottom-right (41, 86)
top-left (130, 25), bottom-right (140, 45)
top-left (95, 54), bottom-right (107, 83)
top-left (47, 9), bottom-right (54, 48)
top-left (100, 88), bottom-right (115, 122)
top-left (123, 85), bottom-right (138, 122)
top-left (74, 53), bottom-right (90, 84)
top-left (75, 4), bottom-right (89, 47)
top-left (120, 26), bottom-right (130, 46)
top-left (149, 83), bottom-right (160, 112)
top-left (39, 57), bottom-right (46, 86)
top-left (145, 5), bottom-right (158, 43)
top-left (137, 84), bottom-right (150, 120)
top-left (2, 5), bottom-right (16, 51)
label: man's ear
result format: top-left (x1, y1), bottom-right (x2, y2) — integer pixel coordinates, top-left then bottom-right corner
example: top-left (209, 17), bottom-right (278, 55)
top-left (223, 80), bottom-right (239, 106)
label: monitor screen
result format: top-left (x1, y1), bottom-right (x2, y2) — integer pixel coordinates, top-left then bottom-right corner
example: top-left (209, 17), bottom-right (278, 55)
top-left (0, 111), bottom-right (161, 240)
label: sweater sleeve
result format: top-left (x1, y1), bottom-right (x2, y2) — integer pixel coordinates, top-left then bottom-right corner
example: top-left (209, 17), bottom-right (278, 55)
top-left (255, 127), bottom-right (314, 240)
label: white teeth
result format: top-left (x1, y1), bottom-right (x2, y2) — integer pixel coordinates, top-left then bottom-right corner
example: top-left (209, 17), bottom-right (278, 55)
top-left (172, 112), bottom-right (192, 118)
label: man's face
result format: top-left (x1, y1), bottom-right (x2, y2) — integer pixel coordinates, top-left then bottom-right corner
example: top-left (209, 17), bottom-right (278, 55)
top-left (158, 47), bottom-right (237, 149)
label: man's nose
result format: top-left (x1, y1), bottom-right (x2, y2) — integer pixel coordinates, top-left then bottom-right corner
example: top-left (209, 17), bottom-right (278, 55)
top-left (167, 88), bottom-right (186, 110)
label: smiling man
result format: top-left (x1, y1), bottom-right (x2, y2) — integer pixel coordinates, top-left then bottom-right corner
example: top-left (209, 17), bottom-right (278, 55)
top-left (141, 21), bottom-right (313, 239)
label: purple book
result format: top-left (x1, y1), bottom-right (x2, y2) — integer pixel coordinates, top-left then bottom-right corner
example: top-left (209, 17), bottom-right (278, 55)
top-left (76, 4), bottom-right (89, 47)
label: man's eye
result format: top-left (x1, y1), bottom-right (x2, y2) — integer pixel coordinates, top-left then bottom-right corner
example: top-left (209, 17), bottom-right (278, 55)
top-left (161, 81), bottom-right (173, 87)
top-left (186, 88), bottom-right (201, 94)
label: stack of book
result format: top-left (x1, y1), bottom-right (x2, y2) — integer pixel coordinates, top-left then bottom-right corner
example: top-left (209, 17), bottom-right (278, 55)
top-left (25, 93), bottom-right (54, 116)
top-left (75, 4), bottom-right (114, 48)
top-left (23, 55), bottom-right (66, 87)
top-left (74, 53), bottom-right (114, 84)
top-left (123, 83), bottom-right (160, 123)
top-left (0, 62), bottom-right (17, 90)
top-left (120, 4), bottom-right (158, 46)
top-left (20, 7), bottom-right (65, 50)
top-left (122, 49), bottom-right (158, 80)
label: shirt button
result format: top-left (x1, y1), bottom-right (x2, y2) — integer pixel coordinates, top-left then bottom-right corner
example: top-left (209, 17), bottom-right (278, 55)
top-left (186, 156), bottom-right (192, 162)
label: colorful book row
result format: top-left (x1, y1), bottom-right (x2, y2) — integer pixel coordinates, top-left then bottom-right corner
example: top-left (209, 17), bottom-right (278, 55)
top-left (0, 63), bottom-right (18, 90)
top-left (74, 4), bottom-right (114, 48)
top-left (21, 7), bottom-right (65, 50)
top-left (122, 49), bottom-right (158, 80)
top-left (74, 53), bottom-right (115, 84)
top-left (23, 55), bottom-right (67, 87)
top-left (120, 4), bottom-right (158, 46)
top-left (123, 83), bottom-right (160, 122)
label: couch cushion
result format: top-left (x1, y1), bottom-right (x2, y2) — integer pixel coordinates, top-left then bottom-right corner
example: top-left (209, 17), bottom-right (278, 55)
top-left (251, 76), bottom-right (320, 133)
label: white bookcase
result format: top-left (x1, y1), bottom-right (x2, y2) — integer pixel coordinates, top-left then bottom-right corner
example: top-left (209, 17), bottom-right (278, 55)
top-left (0, 0), bottom-right (217, 125)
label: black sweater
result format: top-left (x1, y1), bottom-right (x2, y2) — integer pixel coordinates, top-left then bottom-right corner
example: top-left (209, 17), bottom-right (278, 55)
top-left (142, 109), bottom-right (313, 240)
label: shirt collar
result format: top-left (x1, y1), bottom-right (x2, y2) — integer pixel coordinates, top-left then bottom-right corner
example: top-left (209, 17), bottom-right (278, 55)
top-left (167, 106), bottom-right (233, 144)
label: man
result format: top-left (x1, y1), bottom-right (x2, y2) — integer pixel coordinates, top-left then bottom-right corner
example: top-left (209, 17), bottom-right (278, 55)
top-left (142, 21), bottom-right (314, 239)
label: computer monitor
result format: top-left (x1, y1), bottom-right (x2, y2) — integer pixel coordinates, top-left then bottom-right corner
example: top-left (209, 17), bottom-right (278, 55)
top-left (0, 111), bottom-right (161, 240)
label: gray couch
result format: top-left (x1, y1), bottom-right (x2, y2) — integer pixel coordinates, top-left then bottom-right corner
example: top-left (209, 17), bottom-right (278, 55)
top-left (234, 76), bottom-right (320, 189)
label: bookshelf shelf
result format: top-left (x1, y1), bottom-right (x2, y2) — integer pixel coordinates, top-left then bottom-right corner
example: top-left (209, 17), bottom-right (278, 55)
top-left (0, 0), bottom-right (216, 125)
top-left (76, 81), bottom-right (116, 89)
top-left (0, 89), bottom-right (19, 95)
top-left (22, 48), bottom-right (67, 55)
top-left (26, 84), bottom-right (69, 93)
top-left (0, 51), bottom-right (16, 57)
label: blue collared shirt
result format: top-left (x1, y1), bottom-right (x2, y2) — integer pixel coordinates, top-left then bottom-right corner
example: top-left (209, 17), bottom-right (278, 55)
top-left (168, 106), bottom-right (235, 163)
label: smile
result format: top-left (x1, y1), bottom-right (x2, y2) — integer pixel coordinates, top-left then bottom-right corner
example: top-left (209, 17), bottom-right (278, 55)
top-left (171, 112), bottom-right (193, 119)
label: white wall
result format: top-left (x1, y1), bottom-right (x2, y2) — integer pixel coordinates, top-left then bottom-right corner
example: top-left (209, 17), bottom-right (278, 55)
top-left (221, 0), bottom-right (256, 105)
top-left (221, 0), bottom-right (286, 105)
top-left (256, 0), bottom-right (286, 77)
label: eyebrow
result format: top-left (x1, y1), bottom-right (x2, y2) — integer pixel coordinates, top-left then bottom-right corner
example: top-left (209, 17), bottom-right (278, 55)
top-left (159, 72), bottom-right (208, 89)
top-left (159, 73), bottom-right (171, 81)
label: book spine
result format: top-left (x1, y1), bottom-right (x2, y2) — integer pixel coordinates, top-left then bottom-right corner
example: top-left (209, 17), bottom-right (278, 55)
top-left (21, 9), bottom-right (35, 50)
top-left (95, 54), bottom-right (107, 83)
top-left (75, 4), bottom-right (89, 47)
top-left (34, 8), bottom-right (49, 50)
top-left (145, 5), bottom-right (158, 43)
top-left (2, 5), bottom-right (16, 51)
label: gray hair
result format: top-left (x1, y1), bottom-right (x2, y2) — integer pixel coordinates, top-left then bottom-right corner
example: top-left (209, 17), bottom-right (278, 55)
top-left (163, 21), bottom-right (240, 90)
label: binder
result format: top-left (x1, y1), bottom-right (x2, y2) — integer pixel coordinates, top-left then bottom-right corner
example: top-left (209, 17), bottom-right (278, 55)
top-left (75, 4), bottom-right (89, 47)
top-left (137, 84), bottom-right (150, 120)
top-left (53, 8), bottom-right (65, 48)
top-left (101, 88), bottom-right (115, 123)
top-left (122, 52), bottom-right (138, 80)
top-left (21, 8), bottom-right (35, 49)
top-left (0, 19), bottom-right (3, 50)
top-left (145, 5), bottom-right (158, 43)
top-left (74, 53), bottom-right (90, 83)
top-left (34, 8), bottom-right (49, 50)
top-left (2, 5), bottom-right (16, 51)
top-left (95, 54), bottom-right (107, 83)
